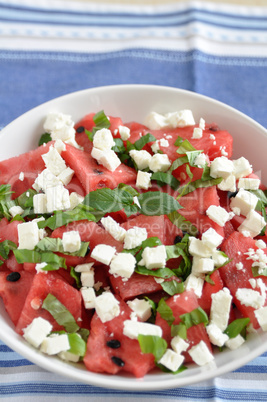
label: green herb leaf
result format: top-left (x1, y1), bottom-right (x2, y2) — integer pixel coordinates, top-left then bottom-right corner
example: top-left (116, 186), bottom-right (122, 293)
top-left (177, 177), bottom-right (223, 197)
top-left (70, 266), bottom-right (82, 288)
top-left (112, 138), bottom-right (126, 154)
top-left (171, 323), bottom-right (187, 339)
top-left (138, 191), bottom-right (181, 216)
top-left (180, 307), bottom-right (209, 329)
top-left (13, 249), bottom-right (42, 264)
top-left (176, 139), bottom-right (197, 154)
top-left (85, 110), bottom-right (111, 141)
top-left (36, 237), bottom-right (89, 257)
top-left (224, 318), bottom-right (250, 339)
top-left (134, 133), bottom-right (156, 150)
top-left (67, 332), bottom-right (87, 357)
top-left (13, 249), bottom-right (67, 270)
top-left (0, 240), bottom-right (17, 260)
top-left (42, 293), bottom-right (80, 333)
top-left (161, 280), bottom-right (184, 296)
top-left (167, 211), bottom-right (198, 236)
top-left (138, 334), bottom-right (167, 362)
top-left (135, 265), bottom-right (174, 279)
top-left (38, 133), bottom-right (52, 146)
top-left (17, 189), bottom-right (37, 209)
top-left (134, 236), bottom-right (162, 263)
top-left (151, 172), bottom-right (180, 190)
top-left (157, 298), bottom-right (175, 326)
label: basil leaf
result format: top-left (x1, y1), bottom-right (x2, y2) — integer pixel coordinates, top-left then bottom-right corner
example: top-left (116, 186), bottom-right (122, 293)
top-left (187, 150), bottom-right (204, 166)
top-left (177, 177), bottom-right (223, 197)
top-left (138, 334), bottom-right (167, 362)
top-left (38, 133), bottom-right (52, 146)
top-left (17, 189), bottom-right (37, 209)
top-left (117, 183), bottom-right (139, 197)
top-left (38, 204), bottom-right (97, 230)
top-left (0, 240), bottom-right (17, 260)
top-left (134, 133), bottom-right (156, 150)
top-left (13, 249), bottom-right (67, 270)
top-left (167, 211), bottom-right (198, 236)
top-left (201, 163), bottom-right (213, 181)
top-left (161, 280), bottom-right (184, 296)
top-left (171, 323), bottom-right (187, 339)
top-left (85, 110), bottom-right (111, 141)
top-left (169, 156), bottom-right (189, 173)
top-left (249, 189), bottom-right (267, 205)
top-left (135, 236), bottom-right (162, 262)
top-left (70, 266), bottom-right (82, 288)
top-left (13, 249), bottom-right (41, 264)
top-left (0, 184), bottom-right (13, 200)
top-left (67, 333), bottom-right (87, 357)
top-left (156, 362), bottom-right (187, 375)
top-left (144, 296), bottom-right (157, 323)
top-left (135, 265), bottom-right (174, 279)
top-left (138, 191), bottom-right (181, 216)
top-left (157, 298), bottom-right (175, 326)
top-left (151, 172), bottom-right (180, 190)
top-left (180, 307), bottom-right (209, 329)
top-left (42, 293), bottom-right (80, 333)
top-left (36, 237), bottom-right (90, 257)
top-left (112, 138), bottom-right (126, 154)
top-left (174, 136), bottom-right (184, 147)
top-left (224, 318), bottom-right (250, 339)
top-left (252, 265), bottom-right (267, 277)
top-left (176, 139), bottom-right (197, 154)
top-left (10, 214), bottom-right (25, 223)
top-left (0, 184), bottom-right (14, 220)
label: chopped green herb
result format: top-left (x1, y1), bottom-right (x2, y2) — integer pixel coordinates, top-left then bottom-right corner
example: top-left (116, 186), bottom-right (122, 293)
top-left (36, 237), bottom-right (89, 257)
top-left (0, 240), bottom-right (17, 260)
top-left (151, 172), bottom-right (180, 190)
top-left (134, 133), bottom-right (156, 151)
top-left (85, 110), bottom-right (111, 141)
top-left (180, 307), bottom-right (209, 329)
top-left (224, 318), bottom-right (250, 339)
top-left (161, 280), bottom-right (184, 296)
top-left (138, 334), bottom-right (167, 362)
top-left (157, 298), bottom-right (175, 326)
top-left (167, 211), bottom-right (198, 236)
top-left (38, 133), bottom-right (52, 146)
top-left (171, 323), bottom-right (187, 340)
top-left (135, 265), bottom-right (174, 279)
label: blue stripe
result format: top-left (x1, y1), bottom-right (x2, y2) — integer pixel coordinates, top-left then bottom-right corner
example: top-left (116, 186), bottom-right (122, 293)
top-left (0, 3), bottom-right (267, 30)
top-left (0, 359), bottom-right (33, 367)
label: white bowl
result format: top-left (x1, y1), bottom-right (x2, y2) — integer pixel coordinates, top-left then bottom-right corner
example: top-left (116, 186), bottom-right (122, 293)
top-left (1, 84), bottom-right (267, 391)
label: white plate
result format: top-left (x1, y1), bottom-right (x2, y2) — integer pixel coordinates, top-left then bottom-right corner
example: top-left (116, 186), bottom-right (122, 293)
top-left (1, 84), bottom-right (267, 391)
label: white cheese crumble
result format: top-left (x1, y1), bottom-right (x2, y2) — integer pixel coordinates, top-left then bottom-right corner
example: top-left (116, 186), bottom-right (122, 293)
top-left (235, 288), bottom-right (265, 309)
top-left (136, 170), bottom-right (152, 190)
top-left (144, 110), bottom-right (195, 130)
top-left (210, 288), bottom-right (232, 331)
top-left (23, 317), bottom-right (52, 348)
top-left (141, 245), bottom-right (167, 269)
top-left (109, 252), bottom-right (136, 279)
top-left (62, 230), bottom-right (81, 253)
top-left (91, 244), bottom-right (116, 265)
top-left (94, 291), bottom-right (120, 323)
top-left (127, 298), bottom-right (152, 322)
top-left (158, 349), bottom-right (184, 372)
top-left (206, 205), bottom-right (233, 227)
top-left (123, 227), bottom-right (147, 250)
top-left (188, 341), bottom-right (214, 366)
top-left (123, 320), bottom-right (162, 339)
top-left (129, 149), bottom-right (152, 170)
top-left (100, 216), bottom-right (126, 242)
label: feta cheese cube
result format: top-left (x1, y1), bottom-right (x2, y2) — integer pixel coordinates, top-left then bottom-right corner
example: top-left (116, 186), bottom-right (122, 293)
top-left (210, 288), bottom-right (232, 331)
top-left (109, 253), bottom-right (136, 279)
top-left (192, 257), bottom-right (214, 276)
top-left (233, 157), bottom-right (252, 179)
top-left (127, 298), bottom-right (152, 322)
top-left (129, 149), bottom-right (152, 170)
top-left (69, 192), bottom-right (84, 210)
top-left (206, 323), bottom-right (229, 347)
top-left (81, 270), bottom-right (95, 288)
top-left (142, 245), bottom-right (167, 269)
top-left (57, 167), bottom-right (74, 186)
top-left (151, 138), bottom-right (170, 153)
top-left (81, 287), bottom-right (96, 309)
top-left (238, 177), bottom-right (260, 190)
top-left (118, 125), bottom-right (131, 140)
top-left (192, 127), bottom-right (203, 139)
top-left (42, 146), bottom-right (67, 176)
top-left (225, 334), bottom-right (245, 350)
top-left (91, 147), bottom-right (121, 172)
top-left (171, 336), bottom-right (189, 354)
top-left (18, 221), bottom-right (40, 250)
top-left (74, 262), bottom-right (94, 272)
top-left (33, 193), bottom-right (47, 214)
top-left (210, 156), bottom-right (234, 179)
top-left (149, 153), bottom-right (171, 173)
top-left (217, 174), bottom-right (236, 192)
top-left (58, 351), bottom-right (80, 363)
top-left (206, 205), bottom-right (232, 227)
top-left (40, 334), bottom-right (70, 355)
top-left (230, 189), bottom-right (258, 217)
top-left (124, 227), bottom-right (147, 250)
top-left (144, 111), bottom-right (167, 130)
top-left (62, 230), bottom-right (81, 253)
top-left (23, 317), bottom-right (52, 348)
top-left (201, 228), bottom-right (224, 249)
top-left (184, 274), bottom-right (204, 298)
top-left (123, 320), bottom-right (162, 339)
top-left (238, 209), bottom-right (266, 238)
top-left (255, 239), bottom-right (266, 249)
top-left (188, 340), bottom-right (214, 366)
top-left (166, 110), bottom-right (195, 128)
top-left (19, 171), bottom-right (24, 181)
top-left (194, 153), bottom-right (208, 167)
top-left (235, 288), bottom-right (265, 309)
top-left (136, 170), bottom-right (152, 190)
top-left (93, 128), bottom-right (115, 151)
top-left (33, 168), bottom-right (61, 192)
top-left (91, 244), bottom-right (116, 265)
top-left (9, 205), bottom-right (24, 217)
top-left (188, 237), bottom-right (213, 258)
top-left (54, 139), bottom-right (66, 153)
top-left (46, 185), bottom-right (70, 212)
top-left (95, 291), bottom-right (120, 323)
top-left (158, 349), bottom-right (185, 372)
top-left (35, 262), bottom-right (48, 274)
top-left (43, 112), bottom-right (76, 142)
top-left (211, 250), bottom-right (229, 267)
top-left (254, 306), bottom-right (267, 331)
top-left (199, 117), bottom-right (205, 130)
top-left (100, 216), bottom-right (126, 242)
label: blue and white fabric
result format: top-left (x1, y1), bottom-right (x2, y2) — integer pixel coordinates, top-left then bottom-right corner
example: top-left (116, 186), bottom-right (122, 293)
top-left (1, 0), bottom-right (267, 400)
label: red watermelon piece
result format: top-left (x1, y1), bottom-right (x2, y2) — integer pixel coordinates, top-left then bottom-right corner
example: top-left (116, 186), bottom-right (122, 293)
top-left (83, 296), bottom-right (155, 377)
top-left (155, 290), bottom-right (212, 363)
top-left (0, 270), bottom-right (35, 326)
top-left (110, 272), bottom-right (163, 300)
top-left (61, 144), bottom-right (136, 194)
top-left (15, 272), bottom-right (82, 335)
top-left (121, 214), bottom-right (165, 244)
top-left (198, 270), bottom-right (224, 314)
top-left (221, 231), bottom-right (267, 329)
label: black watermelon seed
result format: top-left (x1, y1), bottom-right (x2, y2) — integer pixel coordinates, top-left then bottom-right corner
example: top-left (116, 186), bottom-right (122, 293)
top-left (93, 169), bottom-right (104, 175)
top-left (208, 124), bottom-right (219, 132)
top-left (85, 246), bottom-right (91, 256)
top-left (106, 339), bottom-right (121, 349)
top-left (174, 235), bottom-right (182, 244)
top-left (111, 356), bottom-right (125, 367)
top-left (227, 190), bottom-right (238, 199)
top-left (6, 272), bottom-right (21, 282)
top-left (76, 126), bottom-right (84, 133)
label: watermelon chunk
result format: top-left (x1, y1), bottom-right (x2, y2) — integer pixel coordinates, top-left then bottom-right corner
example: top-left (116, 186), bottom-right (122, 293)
top-left (220, 231), bottom-right (267, 329)
top-left (121, 214), bottom-right (165, 244)
top-left (0, 270), bottom-right (35, 326)
top-left (83, 296), bottom-right (155, 377)
top-left (110, 272), bottom-right (163, 300)
top-left (61, 144), bottom-right (136, 194)
top-left (15, 272), bottom-right (82, 335)
top-left (155, 290), bottom-right (212, 363)
top-left (198, 270), bottom-right (224, 314)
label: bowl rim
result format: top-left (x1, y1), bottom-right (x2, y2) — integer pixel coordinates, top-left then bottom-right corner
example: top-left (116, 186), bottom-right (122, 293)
top-left (1, 84), bottom-right (267, 391)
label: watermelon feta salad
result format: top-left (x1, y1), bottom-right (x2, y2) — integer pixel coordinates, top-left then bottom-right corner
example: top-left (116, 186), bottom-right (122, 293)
top-left (0, 108), bottom-right (267, 378)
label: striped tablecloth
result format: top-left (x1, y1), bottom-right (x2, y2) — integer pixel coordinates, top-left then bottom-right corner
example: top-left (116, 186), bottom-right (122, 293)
top-left (1, 0), bottom-right (267, 400)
